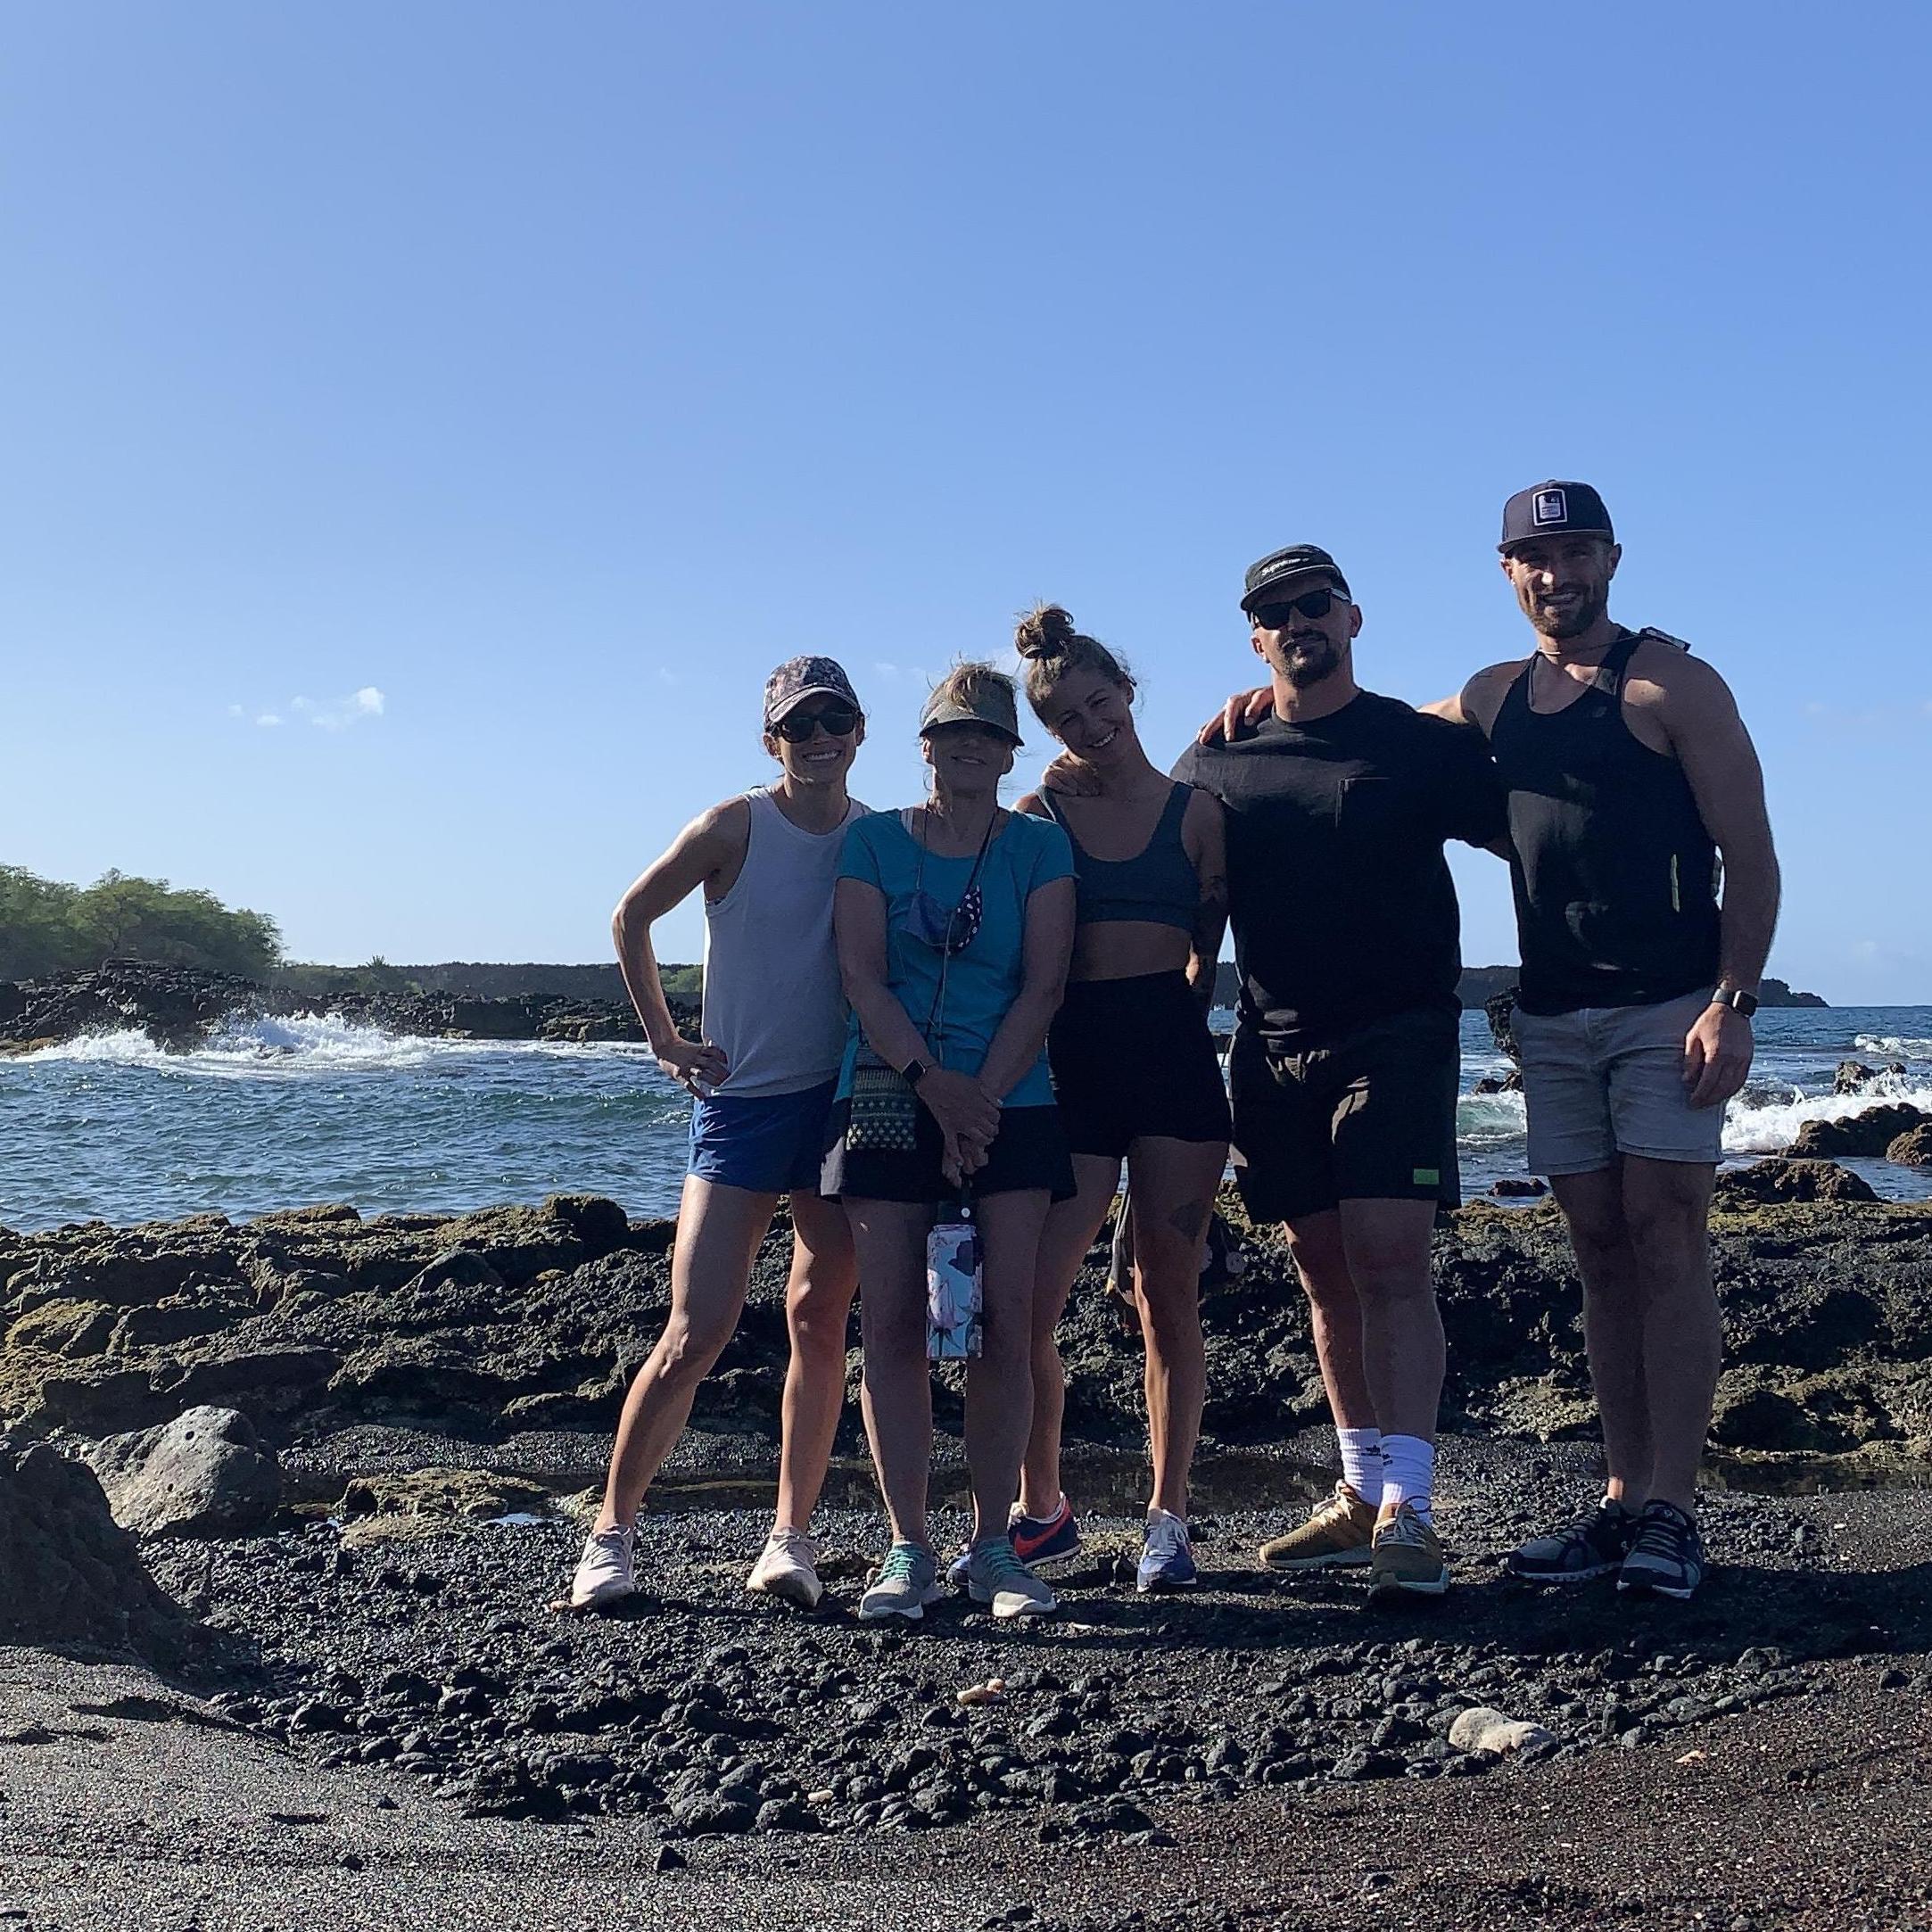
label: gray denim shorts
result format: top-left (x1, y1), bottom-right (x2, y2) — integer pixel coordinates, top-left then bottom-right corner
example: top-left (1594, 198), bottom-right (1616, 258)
top-left (1514, 987), bottom-right (1725, 1176)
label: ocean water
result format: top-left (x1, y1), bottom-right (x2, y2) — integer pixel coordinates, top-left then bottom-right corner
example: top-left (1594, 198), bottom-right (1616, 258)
top-left (3, 1006), bottom-right (1928, 1233)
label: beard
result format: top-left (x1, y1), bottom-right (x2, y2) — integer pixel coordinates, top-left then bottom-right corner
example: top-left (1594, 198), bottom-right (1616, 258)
top-left (1525, 582), bottom-right (1606, 640)
top-left (1281, 634), bottom-right (1343, 689)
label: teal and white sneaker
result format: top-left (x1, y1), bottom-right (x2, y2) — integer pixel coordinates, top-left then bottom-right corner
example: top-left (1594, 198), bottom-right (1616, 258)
top-left (858, 1541), bottom-right (942, 1621)
top-left (962, 1535), bottom-right (1059, 1619)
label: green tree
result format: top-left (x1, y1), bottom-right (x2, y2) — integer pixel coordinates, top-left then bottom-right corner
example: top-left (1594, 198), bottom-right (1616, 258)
top-left (0, 865), bottom-right (283, 980)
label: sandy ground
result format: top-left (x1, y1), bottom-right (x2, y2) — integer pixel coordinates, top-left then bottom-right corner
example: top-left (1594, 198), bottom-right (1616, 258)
top-left (3, 1647), bottom-right (1929, 1932)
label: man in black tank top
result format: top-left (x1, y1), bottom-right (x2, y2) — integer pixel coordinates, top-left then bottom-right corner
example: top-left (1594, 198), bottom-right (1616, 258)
top-left (1173, 543), bottom-right (1507, 1602)
top-left (1441, 481), bottom-right (1781, 1600)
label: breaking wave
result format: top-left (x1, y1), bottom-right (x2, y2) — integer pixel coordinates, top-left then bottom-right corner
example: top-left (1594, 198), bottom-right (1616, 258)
top-left (16, 1014), bottom-right (656, 1080)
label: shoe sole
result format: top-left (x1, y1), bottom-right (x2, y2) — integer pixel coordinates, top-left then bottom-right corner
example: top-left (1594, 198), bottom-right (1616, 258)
top-left (1260, 1546), bottom-right (1374, 1572)
top-left (1137, 1573), bottom-right (1199, 1594)
top-left (858, 1590), bottom-right (941, 1622)
top-left (973, 1591), bottom-right (1059, 1619)
top-left (747, 1571), bottom-right (824, 1611)
top-left (1616, 1576), bottom-right (1699, 1600)
top-left (1510, 1560), bottom-right (1622, 1583)
top-left (1014, 1543), bottom-right (1084, 1574)
top-left (569, 1581), bottom-right (639, 1612)
top-left (1367, 1571), bottom-right (1450, 1599)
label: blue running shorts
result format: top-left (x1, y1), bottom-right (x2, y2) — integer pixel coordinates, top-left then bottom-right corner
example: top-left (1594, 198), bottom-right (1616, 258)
top-left (688, 1078), bottom-right (838, 1194)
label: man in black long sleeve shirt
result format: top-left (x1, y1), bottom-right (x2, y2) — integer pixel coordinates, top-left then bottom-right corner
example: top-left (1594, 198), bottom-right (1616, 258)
top-left (1172, 543), bottom-right (1504, 1600)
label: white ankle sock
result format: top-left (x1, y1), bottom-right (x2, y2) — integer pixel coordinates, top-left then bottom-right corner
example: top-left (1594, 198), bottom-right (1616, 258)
top-left (1379, 1434), bottom-right (1435, 1523)
top-left (1336, 1427), bottom-right (1384, 1506)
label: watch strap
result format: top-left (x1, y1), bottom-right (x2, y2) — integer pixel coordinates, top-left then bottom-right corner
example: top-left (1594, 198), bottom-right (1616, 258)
top-left (898, 1056), bottom-right (931, 1086)
top-left (1713, 987), bottom-right (1759, 1017)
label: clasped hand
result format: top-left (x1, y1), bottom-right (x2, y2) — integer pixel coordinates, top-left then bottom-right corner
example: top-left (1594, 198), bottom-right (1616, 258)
top-left (917, 1068), bottom-right (1001, 1186)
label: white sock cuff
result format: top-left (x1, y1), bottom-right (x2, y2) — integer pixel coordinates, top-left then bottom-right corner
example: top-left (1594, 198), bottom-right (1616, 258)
top-left (1379, 1433), bottom-right (1436, 1520)
top-left (1335, 1426), bottom-right (1385, 1504)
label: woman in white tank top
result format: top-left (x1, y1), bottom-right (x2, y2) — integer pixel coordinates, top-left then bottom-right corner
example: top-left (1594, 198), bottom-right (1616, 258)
top-left (566, 656), bottom-right (867, 1617)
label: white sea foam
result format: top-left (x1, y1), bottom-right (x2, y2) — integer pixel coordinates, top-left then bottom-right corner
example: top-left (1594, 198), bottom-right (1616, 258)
top-left (1853, 1035), bottom-right (1932, 1061)
top-left (1721, 1080), bottom-right (1932, 1155)
top-left (1456, 1090), bottom-right (1527, 1145)
top-left (17, 1015), bottom-right (659, 1080)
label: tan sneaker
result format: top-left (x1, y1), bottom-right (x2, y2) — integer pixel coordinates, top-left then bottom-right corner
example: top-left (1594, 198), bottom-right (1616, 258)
top-left (1367, 1504), bottom-right (1449, 1598)
top-left (1259, 1481), bottom-right (1376, 1571)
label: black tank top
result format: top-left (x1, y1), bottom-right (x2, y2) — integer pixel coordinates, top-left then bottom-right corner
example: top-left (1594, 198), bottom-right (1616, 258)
top-left (1490, 629), bottom-right (1720, 1015)
top-left (1037, 783), bottom-right (1198, 931)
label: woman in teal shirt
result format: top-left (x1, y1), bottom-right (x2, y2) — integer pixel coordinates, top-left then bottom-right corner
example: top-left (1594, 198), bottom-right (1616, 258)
top-left (824, 662), bottom-right (1076, 1622)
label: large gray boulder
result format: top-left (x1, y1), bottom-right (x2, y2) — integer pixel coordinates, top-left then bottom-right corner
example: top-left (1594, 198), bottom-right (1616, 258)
top-left (0, 1438), bottom-right (191, 1659)
top-left (81, 1404), bottom-right (282, 1538)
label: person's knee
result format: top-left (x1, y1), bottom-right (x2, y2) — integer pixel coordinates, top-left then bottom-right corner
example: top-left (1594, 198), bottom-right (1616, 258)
top-left (1346, 1259), bottom-right (1437, 1313)
top-left (650, 1316), bottom-right (732, 1388)
top-left (788, 1276), bottom-right (854, 1357)
top-left (1620, 1173), bottom-right (1712, 1266)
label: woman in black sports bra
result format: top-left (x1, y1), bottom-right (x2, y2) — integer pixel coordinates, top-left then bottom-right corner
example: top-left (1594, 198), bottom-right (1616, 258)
top-left (1011, 605), bottom-right (1232, 1594)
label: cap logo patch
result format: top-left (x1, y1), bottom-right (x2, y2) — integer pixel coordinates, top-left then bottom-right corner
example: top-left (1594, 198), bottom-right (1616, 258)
top-left (1532, 488), bottom-right (1567, 527)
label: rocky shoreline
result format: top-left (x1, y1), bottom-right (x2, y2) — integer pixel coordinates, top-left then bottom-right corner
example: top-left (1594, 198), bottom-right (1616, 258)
top-left (0, 961), bottom-right (682, 1055)
top-left (4, 1180), bottom-right (1929, 1465)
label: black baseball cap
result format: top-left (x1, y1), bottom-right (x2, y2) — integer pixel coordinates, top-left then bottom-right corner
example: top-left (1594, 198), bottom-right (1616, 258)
top-left (1241, 543), bottom-right (1351, 612)
top-left (1499, 481), bottom-right (1614, 552)
top-left (763, 655), bottom-right (861, 726)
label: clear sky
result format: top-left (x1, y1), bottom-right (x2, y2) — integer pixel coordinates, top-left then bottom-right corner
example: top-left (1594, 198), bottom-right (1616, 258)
top-left (4, 4), bottom-right (1928, 999)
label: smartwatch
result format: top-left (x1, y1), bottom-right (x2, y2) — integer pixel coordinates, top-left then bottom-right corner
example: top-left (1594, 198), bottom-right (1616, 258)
top-left (898, 1056), bottom-right (932, 1086)
top-left (1711, 988), bottom-right (1759, 1018)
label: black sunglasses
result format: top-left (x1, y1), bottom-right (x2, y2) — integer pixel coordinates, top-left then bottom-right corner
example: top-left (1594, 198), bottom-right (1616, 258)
top-left (772, 702), bottom-right (861, 743)
top-left (1250, 587), bottom-right (1350, 629)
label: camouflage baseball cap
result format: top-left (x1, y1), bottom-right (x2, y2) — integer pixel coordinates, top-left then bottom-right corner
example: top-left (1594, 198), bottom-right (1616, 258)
top-left (763, 655), bottom-right (861, 726)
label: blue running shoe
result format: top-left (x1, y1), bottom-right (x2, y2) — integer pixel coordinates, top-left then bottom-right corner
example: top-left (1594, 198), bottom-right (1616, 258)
top-left (1136, 1509), bottom-right (1198, 1593)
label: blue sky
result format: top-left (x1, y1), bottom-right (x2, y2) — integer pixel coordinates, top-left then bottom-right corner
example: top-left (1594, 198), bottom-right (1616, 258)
top-left (3, 4), bottom-right (1928, 1000)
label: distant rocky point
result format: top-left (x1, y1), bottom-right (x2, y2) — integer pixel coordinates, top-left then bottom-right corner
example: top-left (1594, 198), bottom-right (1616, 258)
top-left (0, 962), bottom-right (684, 1055)
top-left (0, 958), bottom-right (1831, 1057)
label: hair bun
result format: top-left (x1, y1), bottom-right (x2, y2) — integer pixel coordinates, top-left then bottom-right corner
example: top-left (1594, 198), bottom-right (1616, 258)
top-left (1013, 603), bottom-right (1079, 662)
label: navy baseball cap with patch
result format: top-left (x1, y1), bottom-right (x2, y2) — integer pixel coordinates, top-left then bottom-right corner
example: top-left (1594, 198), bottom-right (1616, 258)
top-left (763, 655), bottom-right (861, 726)
top-left (1499, 481), bottom-right (1614, 552)
top-left (1240, 543), bottom-right (1351, 612)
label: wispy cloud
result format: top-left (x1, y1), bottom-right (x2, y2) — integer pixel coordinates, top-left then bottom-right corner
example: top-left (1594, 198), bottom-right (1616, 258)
top-left (230, 688), bottom-right (384, 732)
top-left (291, 687), bottom-right (386, 731)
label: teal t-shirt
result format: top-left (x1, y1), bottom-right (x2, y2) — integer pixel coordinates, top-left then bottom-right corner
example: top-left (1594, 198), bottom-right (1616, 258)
top-left (836, 808), bottom-right (1075, 1108)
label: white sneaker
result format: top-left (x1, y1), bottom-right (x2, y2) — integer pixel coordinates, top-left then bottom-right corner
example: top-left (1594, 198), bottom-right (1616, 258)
top-left (745, 1525), bottom-right (823, 1609)
top-left (569, 1524), bottom-right (638, 1610)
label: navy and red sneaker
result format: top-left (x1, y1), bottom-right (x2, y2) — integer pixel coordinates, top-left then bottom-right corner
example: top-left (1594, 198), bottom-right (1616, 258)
top-left (946, 1495), bottom-right (1083, 1589)
top-left (1011, 1495), bottom-right (1082, 1572)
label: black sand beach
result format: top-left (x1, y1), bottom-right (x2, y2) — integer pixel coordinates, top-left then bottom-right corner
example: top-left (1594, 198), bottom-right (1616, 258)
top-left (4, 1185), bottom-right (1930, 1928)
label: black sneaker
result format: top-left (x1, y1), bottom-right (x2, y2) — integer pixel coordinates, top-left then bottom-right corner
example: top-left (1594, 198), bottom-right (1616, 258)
top-left (1507, 1497), bottom-right (1637, 1582)
top-left (1616, 1501), bottom-right (1706, 1600)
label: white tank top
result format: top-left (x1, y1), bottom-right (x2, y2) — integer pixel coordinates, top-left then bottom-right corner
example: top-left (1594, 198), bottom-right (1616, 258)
top-left (701, 787), bottom-right (864, 1097)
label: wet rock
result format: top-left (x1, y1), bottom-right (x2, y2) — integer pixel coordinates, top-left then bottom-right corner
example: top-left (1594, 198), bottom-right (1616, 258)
top-left (80, 1405), bottom-right (281, 1538)
top-left (1713, 1159), bottom-right (1878, 1206)
top-left (1887, 1126), bottom-right (1932, 1168)
top-left (1490, 1177), bottom-right (1547, 1199)
top-left (0, 1438), bottom-right (191, 1661)
top-left (1789, 1103), bottom-right (1928, 1160)
top-left (1833, 1061), bottom-right (1876, 1095)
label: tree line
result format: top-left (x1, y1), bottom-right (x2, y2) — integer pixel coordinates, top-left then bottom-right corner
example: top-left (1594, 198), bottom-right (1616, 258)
top-left (0, 865), bottom-right (283, 982)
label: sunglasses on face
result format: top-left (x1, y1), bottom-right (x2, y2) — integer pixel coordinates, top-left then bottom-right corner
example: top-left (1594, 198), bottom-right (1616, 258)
top-left (772, 702), bottom-right (860, 743)
top-left (1250, 587), bottom-right (1350, 630)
